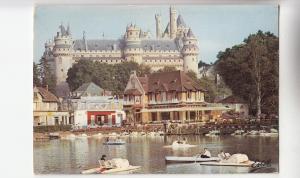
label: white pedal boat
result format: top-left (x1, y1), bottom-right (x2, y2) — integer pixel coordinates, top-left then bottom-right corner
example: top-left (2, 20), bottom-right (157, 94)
top-left (164, 140), bottom-right (197, 149)
top-left (76, 133), bottom-right (89, 139)
top-left (103, 140), bottom-right (126, 145)
top-left (81, 165), bottom-right (141, 174)
top-left (165, 156), bottom-right (220, 163)
top-left (92, 133), bottom-right (103, 138)
top-left (199, 160), bottom-right (254, 167)
top-left (60, 134), bottom-right (76, 140)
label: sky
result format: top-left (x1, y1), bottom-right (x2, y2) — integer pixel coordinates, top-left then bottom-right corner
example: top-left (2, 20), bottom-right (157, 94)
top-left (34, 5), bottom-right (278, 64)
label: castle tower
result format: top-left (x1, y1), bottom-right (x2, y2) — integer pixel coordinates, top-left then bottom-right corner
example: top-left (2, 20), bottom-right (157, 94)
top-left (155, 14), bottom-right (162, 39)
top-left (52, 24), bottom-right (73, 85)
top-left (182, 28), bottom-right (199, 75)
top-left (124, 24), bottom-right (143, 64)
top-left (169, 6), bottom-right (177, 39)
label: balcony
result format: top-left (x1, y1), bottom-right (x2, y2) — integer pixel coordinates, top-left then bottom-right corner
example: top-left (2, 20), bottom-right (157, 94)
top-left (123, 101), bottom-right (139, 105)
top-left (149, 99), bottom-right (179, 105)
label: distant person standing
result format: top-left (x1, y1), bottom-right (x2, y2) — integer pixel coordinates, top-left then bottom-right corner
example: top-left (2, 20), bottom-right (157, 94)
top-left (200, 148), bottom-right (211, 158)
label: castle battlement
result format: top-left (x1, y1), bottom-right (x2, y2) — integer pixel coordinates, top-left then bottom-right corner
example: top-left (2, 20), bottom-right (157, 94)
top-left (42, 6), bottom-right (200, 88)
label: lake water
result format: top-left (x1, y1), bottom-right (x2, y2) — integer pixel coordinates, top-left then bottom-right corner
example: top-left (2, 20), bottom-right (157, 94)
top-left (33, 135), bottom-right (279, 174)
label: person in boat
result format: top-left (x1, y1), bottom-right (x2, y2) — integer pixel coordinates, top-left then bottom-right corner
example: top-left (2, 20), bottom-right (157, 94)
top-left (177, 140), bottom-right (183, 144)
top-left (182, 137), bottom-right (187, 144)
top-left (99, 155), bottom-right (106, 168)
top-left (200, 148), bottom-right (211, 158)
top-left (100, 154), bottom-right (106, 161)
top-left (218, 150), bottom-right (231, 160)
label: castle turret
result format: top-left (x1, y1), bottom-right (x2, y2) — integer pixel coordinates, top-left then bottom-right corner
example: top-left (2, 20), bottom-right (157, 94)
top-left (155, 14), bottom-right (162, 39)
top-left (124, 24), bottom-right (143, 64)
top-left (45, 39), bottom-right (55, 51)
top-left (182, 28), bottom-right (199, 75)
top-left (52, 24), bottom-right (73, 85)
top-left (169, 6), bottom-right (177, 39)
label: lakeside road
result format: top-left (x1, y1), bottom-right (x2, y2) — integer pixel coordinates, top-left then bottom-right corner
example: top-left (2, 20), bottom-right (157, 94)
top-left (33, 135), bottom-right (278, 174)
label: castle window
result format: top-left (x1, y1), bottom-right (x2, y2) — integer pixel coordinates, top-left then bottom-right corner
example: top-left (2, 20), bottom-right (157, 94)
top-left (106, 60), bottom-right (108, 62)
top-left (61, 69), bottom-right (63, 72)
top-left (100, 60), bottom-right (103, 62)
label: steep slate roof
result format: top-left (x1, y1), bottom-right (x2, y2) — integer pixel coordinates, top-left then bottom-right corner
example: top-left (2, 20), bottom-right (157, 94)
top-left (36, 87), bottom-right (59, 102)
top-left (217, 95), bottom-right (246, 104)
top-left (177, 15), bottom-right (187, 27)
top-left (146, 71), bottom-right (206, 93)
top-left (141, 40), bottom-right (179, 51)
top-left (138, 76), bottom-right (149, 92)
top-left (73, 39), bottom-right (123, 51)
top-left (124, 88), bottom-right (143, 95)
top-left (74, 82), bottom-right (104, 97)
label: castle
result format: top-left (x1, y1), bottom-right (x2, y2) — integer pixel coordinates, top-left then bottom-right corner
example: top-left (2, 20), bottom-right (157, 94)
top-left (41, 6), bottom-right (200, 96)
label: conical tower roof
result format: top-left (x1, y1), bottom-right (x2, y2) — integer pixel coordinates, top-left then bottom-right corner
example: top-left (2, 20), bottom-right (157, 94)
top-left (177, 15), bottom-right (186, 27)
top-left (187, 28), bottom-right (195, 38)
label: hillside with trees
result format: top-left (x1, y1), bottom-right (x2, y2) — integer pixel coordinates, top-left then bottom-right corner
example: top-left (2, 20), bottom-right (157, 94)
top-left (66, 61), bottom-right (152, 95)
top-left (215, 31), bottom-right (279, 117)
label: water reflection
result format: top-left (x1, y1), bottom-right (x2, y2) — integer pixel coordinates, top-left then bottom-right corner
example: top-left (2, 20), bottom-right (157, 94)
top-left (34, 135), bottom-right (279, 174)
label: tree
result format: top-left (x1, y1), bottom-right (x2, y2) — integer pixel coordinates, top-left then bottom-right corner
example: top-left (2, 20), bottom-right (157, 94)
top-left (156, 66), bottom-right (177, 73)
top-left (186, 70), bottom-right (198, 81)
top-left (39, 57), bottom-right (57, 94)
top-left (215, 31), bottom-right (279, 116)
top-left (198, 61), bottom-right (210, 68)
top-left (33, 62), bottom-right (41, 86)
top-left (67, 61), bottom-right (142, 95)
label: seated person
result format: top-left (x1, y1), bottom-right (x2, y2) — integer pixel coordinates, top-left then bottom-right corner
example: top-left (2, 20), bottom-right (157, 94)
top-left (218, 150), bottom-right (230, 160)
top-left (225, 152), bottom-right (231, 159)
top-left (99, 155), bottom-right (106, 168)
top-left (200, 148), bottom-right (211, 158)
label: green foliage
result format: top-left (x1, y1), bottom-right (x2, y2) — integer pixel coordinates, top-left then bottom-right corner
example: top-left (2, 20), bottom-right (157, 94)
top-left (33, 62), bottom-right (41, 86)
top-left (156, 66), bottom-right (177, 73)
top-left (67, 61), bottom-right (146, 95)
top-left (198, 61), bottom-right (210, 68)
top-left (39, 58), bottom-right (57, 94)
top-left (186, 70), bottom-right (198, 81)
top-left (33, 58), bottom-right (57, 94)
top-left (215, 31), bottom-right (279, 116)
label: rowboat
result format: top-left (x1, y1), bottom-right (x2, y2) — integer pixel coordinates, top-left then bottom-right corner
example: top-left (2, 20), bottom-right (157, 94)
top-left (81, 166), bottom-right (141, 174)
top-left (165, 156), bottom-right (220, 163)
top-left (199, 160), bottom-right (254, 167)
